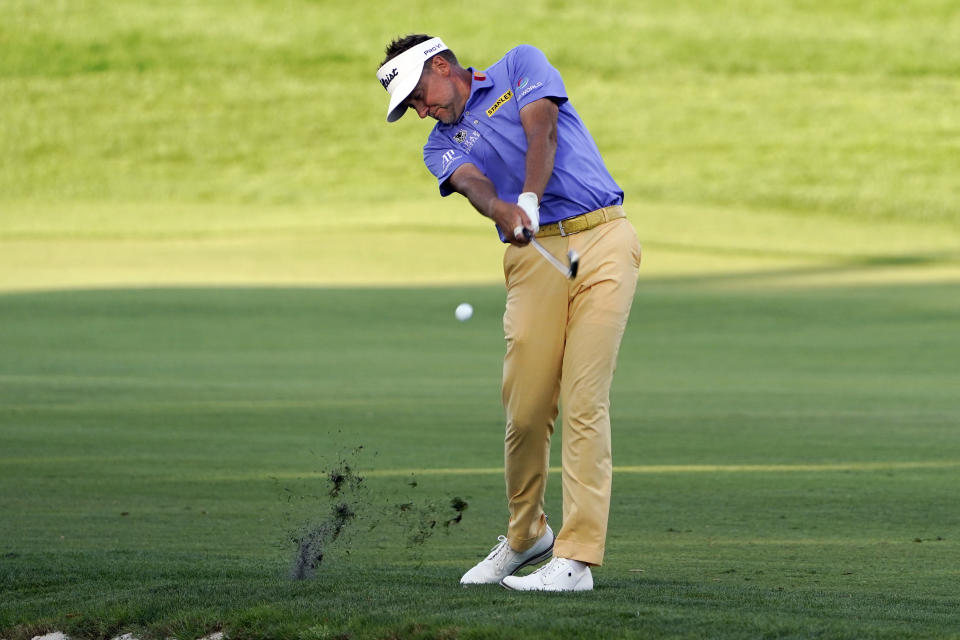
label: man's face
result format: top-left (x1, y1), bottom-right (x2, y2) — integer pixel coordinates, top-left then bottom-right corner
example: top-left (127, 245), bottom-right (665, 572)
top-left (404, 59), bottom-right (462, 124)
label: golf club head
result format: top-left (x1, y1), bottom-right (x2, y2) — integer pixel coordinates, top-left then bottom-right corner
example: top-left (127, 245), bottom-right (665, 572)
top-left (567, 250), bottom-right (580, 279)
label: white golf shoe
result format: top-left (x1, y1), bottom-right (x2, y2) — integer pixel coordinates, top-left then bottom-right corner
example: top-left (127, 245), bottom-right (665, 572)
top-left (459, 524), bottom-right (554, 585)
top-left (500, 557), bottom-right (594, 592)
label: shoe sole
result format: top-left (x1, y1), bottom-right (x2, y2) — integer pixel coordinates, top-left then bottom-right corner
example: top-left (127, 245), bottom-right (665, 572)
top-left (500, 581), bottom-right (592, 592)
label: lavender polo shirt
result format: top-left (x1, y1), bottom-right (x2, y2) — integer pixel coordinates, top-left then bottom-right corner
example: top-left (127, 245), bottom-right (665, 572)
top-left (423, 45), bottom-right (623, 242)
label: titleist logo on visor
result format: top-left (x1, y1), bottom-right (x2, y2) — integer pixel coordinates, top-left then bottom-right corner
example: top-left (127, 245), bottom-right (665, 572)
top-left (377, 37), bottom-right (447, 121)
top-left (380, 67), bottom-right (399, 89)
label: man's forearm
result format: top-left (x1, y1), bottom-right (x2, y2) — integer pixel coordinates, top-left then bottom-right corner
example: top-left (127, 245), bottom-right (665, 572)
top-left (449, 163), bottom-right (532, 243)
top-left (520, 99), bottom-right (559, 199)
top-left (453, 170), bottom-right (501, 219)
top-left (522, 127), bottom-right (556, 199)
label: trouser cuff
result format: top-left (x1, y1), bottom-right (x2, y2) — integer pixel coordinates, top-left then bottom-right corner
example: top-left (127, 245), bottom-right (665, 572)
top-left (553, 539), bottom-right (605, 566)
top-left (508, 517), bottom-right (547, 552)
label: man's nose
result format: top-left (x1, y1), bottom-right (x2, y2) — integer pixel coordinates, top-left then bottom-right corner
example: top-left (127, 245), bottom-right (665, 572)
top-left (417, 104), bottom-right (429, 119)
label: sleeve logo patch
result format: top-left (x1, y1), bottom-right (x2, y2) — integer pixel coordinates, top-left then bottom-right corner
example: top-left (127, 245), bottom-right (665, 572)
top-left (518, 81), bottom-right (543, 99)
top-left (441, 149), bottom-right (461, 173)
top-left (486, 89), bottom-right (514, 117)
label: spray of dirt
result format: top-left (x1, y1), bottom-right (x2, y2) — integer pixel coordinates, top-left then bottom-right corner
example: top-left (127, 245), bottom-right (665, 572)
top-left (447, 496), bottom-right (469, 526)
top-left (290, 502), bottom-right (356, 580)
top-left (285, 447), bottom-right (468, 579)
top-left (396, 490), bottom-right (470, 547)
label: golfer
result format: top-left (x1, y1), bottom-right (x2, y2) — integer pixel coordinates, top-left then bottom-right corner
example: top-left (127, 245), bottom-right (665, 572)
top-left (377, 35), bottom-right (641, 591)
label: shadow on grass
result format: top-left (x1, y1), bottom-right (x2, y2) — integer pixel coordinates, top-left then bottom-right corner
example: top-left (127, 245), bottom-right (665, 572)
top-left (640, 245), bottom-right (960, 288)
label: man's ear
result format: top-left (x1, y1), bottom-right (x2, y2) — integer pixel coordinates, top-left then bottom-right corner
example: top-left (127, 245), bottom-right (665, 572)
top-left (431, 55), bottom-right (450, 76)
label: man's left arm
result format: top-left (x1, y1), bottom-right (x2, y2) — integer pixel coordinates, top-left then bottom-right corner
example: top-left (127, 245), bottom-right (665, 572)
top-left (519, 98), bottom-right (560, 201)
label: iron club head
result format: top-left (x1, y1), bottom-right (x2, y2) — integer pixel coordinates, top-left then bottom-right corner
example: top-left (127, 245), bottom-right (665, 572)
top-left (567, 250), bottom-right (580, 279)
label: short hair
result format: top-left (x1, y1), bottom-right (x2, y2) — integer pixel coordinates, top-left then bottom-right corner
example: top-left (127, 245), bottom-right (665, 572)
top-left (379, 34), bottom-right (459, 69)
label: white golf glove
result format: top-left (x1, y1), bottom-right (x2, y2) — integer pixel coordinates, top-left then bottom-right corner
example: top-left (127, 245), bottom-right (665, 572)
top-left (514, 191), bottom-right (540, 240)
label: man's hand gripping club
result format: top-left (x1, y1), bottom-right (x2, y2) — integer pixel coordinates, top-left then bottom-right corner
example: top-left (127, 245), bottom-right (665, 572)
top-left (449, 164), bottom-right (534, 246)
top-left (516, 191), bottom-right (579, 280)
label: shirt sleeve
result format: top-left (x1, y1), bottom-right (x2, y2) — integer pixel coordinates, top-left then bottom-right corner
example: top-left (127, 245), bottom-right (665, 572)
top-left (423, 132), bottom-right (470, 197)
top-left (508, 44), bottom-right (568, 110)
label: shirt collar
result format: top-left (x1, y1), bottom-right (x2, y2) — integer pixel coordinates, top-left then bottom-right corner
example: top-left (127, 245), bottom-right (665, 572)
top-left (469, 67), bottom-right (494, 89)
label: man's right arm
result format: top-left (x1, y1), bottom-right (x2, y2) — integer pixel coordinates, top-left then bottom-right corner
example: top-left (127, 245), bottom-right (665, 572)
top-left (448, 163), bottom-right (532, 246)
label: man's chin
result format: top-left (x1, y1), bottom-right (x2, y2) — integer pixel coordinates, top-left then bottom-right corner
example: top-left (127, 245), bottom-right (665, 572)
top-left (438, 110), bottom-right (460, 125)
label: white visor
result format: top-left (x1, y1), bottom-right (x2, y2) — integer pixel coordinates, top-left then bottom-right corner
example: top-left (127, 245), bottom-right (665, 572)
top-left (377, 37), bottom-right (449, 122)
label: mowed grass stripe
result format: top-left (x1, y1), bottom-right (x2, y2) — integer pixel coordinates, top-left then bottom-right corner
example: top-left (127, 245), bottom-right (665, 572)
top-left (7, 458), bottom-right (957, 475)
top-left (93, 460), bottom-right (959, 482)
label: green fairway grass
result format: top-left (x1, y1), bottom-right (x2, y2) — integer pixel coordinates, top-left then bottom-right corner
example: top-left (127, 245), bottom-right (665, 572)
top-left (3, 0), bottom-right (960, 638)
top-left (1, 284), bottom-right (958, 639)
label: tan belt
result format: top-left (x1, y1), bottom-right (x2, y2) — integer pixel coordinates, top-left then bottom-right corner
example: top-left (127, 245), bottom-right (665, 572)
top-left (537, 205), bottom-right (625, 238)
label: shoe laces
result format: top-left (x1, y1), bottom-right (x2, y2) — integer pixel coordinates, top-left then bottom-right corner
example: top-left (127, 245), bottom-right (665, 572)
top-left (485, 535), bottom-right (512, 570)
top-left (533, 557), bottom-right (571, 579)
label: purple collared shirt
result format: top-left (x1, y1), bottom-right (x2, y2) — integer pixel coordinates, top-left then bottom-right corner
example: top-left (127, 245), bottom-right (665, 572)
top-left (423, 45), bottom-right (624, 242)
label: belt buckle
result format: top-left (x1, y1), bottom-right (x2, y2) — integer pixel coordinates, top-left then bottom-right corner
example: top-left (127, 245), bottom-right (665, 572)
top-left (557, 219), bottom-right (568, 237)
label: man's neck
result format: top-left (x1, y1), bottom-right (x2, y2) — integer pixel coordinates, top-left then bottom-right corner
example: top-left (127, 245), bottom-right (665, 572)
top-left (449, 65), bottom-right (475, 122)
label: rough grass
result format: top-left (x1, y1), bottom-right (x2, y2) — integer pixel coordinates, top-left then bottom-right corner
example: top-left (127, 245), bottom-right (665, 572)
top-left (2, 0), bottom-right (959, 222)
top-left (3, 1), bottom-right (959, 293)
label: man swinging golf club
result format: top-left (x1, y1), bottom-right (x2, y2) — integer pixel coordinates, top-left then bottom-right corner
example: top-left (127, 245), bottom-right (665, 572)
top-left (377, 35), bottom-right (641, 591)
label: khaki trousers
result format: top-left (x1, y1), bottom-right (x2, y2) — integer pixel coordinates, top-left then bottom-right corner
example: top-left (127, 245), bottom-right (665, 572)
top-left (501, 216), bottom-right (641, 566)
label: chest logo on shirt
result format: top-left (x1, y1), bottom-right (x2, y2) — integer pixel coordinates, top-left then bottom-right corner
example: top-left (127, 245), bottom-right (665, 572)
top-left (486, 89), bottom-right (514, 117)
top-left (453, 129), bottom-right (481, 153)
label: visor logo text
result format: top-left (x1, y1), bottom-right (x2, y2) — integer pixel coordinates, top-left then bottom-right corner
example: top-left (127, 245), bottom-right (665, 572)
top-left (380, 67), bottom-right (398, 89)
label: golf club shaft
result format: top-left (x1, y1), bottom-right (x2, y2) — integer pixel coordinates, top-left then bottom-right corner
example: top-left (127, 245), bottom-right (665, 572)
top-left (528, 235), bottom-right (572, 277)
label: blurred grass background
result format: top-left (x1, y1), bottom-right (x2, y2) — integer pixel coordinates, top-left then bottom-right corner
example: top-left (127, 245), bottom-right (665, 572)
top-left (2, 0), bottom-right (958, 290)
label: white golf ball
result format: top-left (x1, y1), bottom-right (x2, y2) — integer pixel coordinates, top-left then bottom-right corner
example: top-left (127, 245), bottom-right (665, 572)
top-left (455, 303), bottom-right (473, 322)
